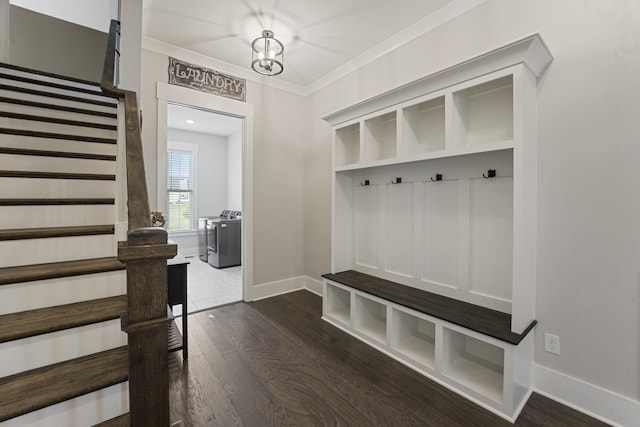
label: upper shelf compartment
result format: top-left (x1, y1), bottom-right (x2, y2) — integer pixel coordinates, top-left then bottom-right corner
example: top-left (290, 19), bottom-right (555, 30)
top-left (324, 34), bottom-right (552, 171)
top-left (453, 75), bottom-right (513, 148)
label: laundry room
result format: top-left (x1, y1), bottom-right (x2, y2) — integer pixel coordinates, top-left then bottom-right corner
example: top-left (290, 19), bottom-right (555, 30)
top-left (165, 102), bottom-right (244, 312)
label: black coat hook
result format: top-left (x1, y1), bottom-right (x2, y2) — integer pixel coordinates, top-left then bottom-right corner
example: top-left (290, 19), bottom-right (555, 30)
top-left (391, 177), bottom-right (402, 184)
top-left (430, 173), bottom-right (443, 182)
top-left (360, 180), bottom-right (370, 186)
top-left (483, 169), bottom-right (496, 179)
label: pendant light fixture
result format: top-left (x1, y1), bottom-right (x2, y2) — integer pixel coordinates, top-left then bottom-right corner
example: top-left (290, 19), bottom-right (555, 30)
top-left (251, 30), bottom-right (284, 76)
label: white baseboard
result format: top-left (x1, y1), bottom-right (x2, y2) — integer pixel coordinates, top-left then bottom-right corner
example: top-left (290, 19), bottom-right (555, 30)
top-left (534, 363), bottom-right (640, 427)
top-left (249, 276), bottom-right (306, 301)
top-left (304, 276), bottom-right (323, 296)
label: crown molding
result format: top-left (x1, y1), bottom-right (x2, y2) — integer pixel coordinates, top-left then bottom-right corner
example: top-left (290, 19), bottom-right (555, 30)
top-left (322, 32), bottom-right (553, 126)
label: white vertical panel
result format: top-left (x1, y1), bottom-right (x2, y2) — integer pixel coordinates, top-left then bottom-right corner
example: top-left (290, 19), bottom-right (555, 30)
top-left (355, 185), bottom-right (379, 269)
top-left (385, 183), bottom-right (413, 278)
top-left (422, 180), bottom-right (459, 288)
top-left (468, 177), bottom-right (513, 301)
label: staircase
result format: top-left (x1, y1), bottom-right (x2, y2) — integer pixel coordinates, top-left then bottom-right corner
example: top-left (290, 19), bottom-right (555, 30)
top-left (0, 63), bottom-right (131, 426)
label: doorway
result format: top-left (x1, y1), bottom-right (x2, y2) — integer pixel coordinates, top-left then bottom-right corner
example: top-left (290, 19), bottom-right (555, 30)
top-left (166, 103), bottom-right (243, 313)
top-left (156, 81), bottom-right (254, 311)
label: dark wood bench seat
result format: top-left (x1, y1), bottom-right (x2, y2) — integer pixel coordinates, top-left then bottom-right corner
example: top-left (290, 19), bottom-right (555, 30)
top-left (322, 270), bottom-right (536, 345)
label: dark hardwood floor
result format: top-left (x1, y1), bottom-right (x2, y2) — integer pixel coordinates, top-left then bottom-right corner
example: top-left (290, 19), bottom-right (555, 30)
top-left (169, 290), bottom-right (609, 427)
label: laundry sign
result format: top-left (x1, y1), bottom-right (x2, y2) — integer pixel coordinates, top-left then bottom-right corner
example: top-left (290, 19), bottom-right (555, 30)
top-left (168, 57), bottom-right (246, 102)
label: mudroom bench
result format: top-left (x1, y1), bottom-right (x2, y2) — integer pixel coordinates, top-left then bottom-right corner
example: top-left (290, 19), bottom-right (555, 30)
top-left (322, 270), bottom-right (537, 422)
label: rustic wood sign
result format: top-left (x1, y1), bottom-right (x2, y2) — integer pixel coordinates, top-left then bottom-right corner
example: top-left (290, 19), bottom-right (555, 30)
top-left (168, 57), bottom-right (246, 102)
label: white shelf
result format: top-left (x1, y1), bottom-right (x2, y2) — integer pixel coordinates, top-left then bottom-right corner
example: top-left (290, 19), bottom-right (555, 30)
top-left (453, 75), bottom-right (513, 148)
top-left (364, 111), bottom-right (397, 162)
top-left (391, 308), bottom-right (436, 369)
top-left (401, 96), bottom-right (445, 155)
top-left (354, 294), bottom-right (387, 344)
top-left (335, 123), bottom-right (360, 166)
top-left (443, 328), bottom-right (504, 404)
top-left (325, 283), bottom-right (351, 326)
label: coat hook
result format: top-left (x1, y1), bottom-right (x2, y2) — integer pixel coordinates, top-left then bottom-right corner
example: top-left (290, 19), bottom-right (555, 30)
top-left (391, 177), bottom-right (402, 184)
top-left (483, 169), bottom-right (496, 179)
top-left (430, 173), bottom-right (443, 182)
top-left (360, 180), bottom-right (370, 186)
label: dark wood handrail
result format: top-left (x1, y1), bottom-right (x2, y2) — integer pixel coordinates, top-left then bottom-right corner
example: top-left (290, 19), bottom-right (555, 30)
top-left (101, 19), bottom-right (175, 427)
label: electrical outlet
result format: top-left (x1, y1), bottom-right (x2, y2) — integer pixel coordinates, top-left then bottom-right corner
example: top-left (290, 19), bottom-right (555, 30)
top-left (544, 333), bottom-right (560, 355)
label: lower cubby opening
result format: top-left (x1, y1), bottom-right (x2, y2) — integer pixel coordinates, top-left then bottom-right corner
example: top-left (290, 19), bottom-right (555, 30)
top-left (354, 294), bottom-right (387, 344)
top-left (325, 283), bottom-right (351, 325)
top-left (390, 308), bottom-right (435, 369)
top-left (442, 328), bottom-right (505, 403)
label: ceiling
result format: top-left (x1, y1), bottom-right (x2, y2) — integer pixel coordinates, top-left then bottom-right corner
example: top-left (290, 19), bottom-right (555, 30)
top-left (167, 103), bottom-right (243, 136)
top-left (144, 0), bottom-right (473, 90)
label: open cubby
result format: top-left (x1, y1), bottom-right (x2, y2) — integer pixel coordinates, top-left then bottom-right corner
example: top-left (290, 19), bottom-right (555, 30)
top-left (364, 111), bottom-right (397, 161)
top-left (335, 123), bottom-right (360, 166)
top-left (402, 96), bottom-right (445, 155)
top-left (325, 283), bottom-right (351, 326)
top-left (391, 308), bottom-right (436, 369)
top-left (453, 75), bottom-right (513, 147)
top-left (354, 294), bottom-right (387, 344)
top-left (442, 328), bottom-right (505, 403)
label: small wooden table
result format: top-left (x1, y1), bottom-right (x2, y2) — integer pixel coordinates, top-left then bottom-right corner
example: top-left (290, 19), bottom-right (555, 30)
top-left (167, 254), bottom-right (189, 359)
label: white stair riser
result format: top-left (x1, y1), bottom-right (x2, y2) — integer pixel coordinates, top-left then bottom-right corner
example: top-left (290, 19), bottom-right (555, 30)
top-left (0, 154), bottom-right (116, 174)
top-left (0, 88), bottom-right (117, 115)
top-left (0, 67), bottom-right (102, 92)
top-left (0, 78), bottom-right (117, 105)
top-left (0, 178), bottom-right (115, 198)
top-left (0, 270), bottom-right (126, 315)
top-left (2, 383), bottom-right (129, 427)
top-left (0, 117), bottom-right (116, 140)
top-left (0, 133), bottom-right (117, 156)
top-left (0, 320), bottom-right (126, 377)
top-left (0, 235), bottom-right (117, 268)
top-left (0, 205), bottom-right (115, 229)
top-left (0, 101), bottom-right (117, 126)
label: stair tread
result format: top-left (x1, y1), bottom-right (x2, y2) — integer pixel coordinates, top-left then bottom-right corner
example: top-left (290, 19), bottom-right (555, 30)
top-left (0, 127), bottom-right (116, 144)
top-left (93, 413), bottom-right (130, 427)
top-left (0, 71), bottom-right (117, 99)
top-left (0, 84), bottom-right (117, 108)
top-left (0, 111), bottom-right (117, 130)
top-left (0, 170), bottom-right (116, 180)
top-left (0, 346), bottom-right (129, 422)
top-left (0, 256), bottom-right (125, 285)
top-left (0, 295), bottom-right (127, 343)
top-left (0, 146), bottom-right (116, 161)
top-left (0, 198), bottom-right (114, 205)
top-left (0, 224), bottom-right (115, 241)
top-left (0, 96), bottom-right (117, 118)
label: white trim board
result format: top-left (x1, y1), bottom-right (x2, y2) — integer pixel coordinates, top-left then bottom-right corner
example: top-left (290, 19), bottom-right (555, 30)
top-left (249, 276), bottom-right (306, 302)
top-left (534, 364), bottom-right (640, 427)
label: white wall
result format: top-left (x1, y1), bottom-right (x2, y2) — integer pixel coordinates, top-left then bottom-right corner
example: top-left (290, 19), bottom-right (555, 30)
top-left (9, 0), bottom-right (117, 32)
top-left (140, 48), bottom-right (307, 288)
top-left (9, 5), bottom-right (107, 81)
top-left (227, 129), bottom-right (243, 211)
top-left (305, 0), bottom-right (640, 422)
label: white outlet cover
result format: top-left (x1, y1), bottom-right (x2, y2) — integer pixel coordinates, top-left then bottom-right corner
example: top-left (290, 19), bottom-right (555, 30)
top-left (544, 332), bottom-right (560, 355)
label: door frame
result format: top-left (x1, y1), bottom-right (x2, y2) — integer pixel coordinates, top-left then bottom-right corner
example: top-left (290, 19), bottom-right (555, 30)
top-left (156, 81), bottom-right (254, 301)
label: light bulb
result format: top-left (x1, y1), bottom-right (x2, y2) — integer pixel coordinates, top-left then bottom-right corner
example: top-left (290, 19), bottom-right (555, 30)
top-left (258, 52), bottom-right (265, 60)
top-left (268, 50), bottom-right (275, 58)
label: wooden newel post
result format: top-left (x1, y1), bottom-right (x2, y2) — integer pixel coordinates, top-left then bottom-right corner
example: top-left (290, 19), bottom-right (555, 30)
top-left (118, 227), bottom-right (177, 427)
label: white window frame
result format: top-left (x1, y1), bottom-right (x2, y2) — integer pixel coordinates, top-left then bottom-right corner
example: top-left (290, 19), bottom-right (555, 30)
top-left (167, 140), bottom-right (198, 233)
